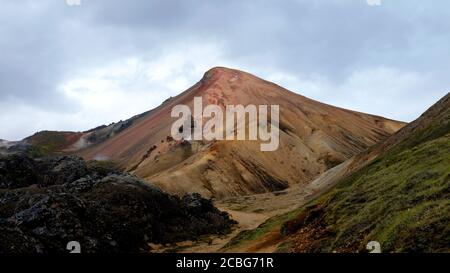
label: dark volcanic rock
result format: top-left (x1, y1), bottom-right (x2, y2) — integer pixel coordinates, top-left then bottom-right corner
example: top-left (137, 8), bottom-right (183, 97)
top-left (37, 156), bottom-right (88, 186)
top-left (0, 153), bottom-right (235, 253)
top-left (0, 153), bottom-right (38, 189)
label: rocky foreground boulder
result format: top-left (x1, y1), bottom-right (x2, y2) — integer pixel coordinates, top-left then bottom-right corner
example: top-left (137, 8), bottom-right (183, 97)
top-left (0, 153), bottom-right (235, 253)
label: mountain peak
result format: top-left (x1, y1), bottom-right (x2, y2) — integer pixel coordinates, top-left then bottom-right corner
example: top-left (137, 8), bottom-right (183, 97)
top-left (205, 66), bottom-right (239, 74)
top-left (194, 66), bottom-right (249, 100)
top-left (201, 66), bottom-right (241, 82)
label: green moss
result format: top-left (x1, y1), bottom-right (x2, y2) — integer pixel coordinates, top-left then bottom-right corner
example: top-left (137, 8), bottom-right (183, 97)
top-left (276, 240), bottom-right (294, 252)
top-left (394, 114), bottom-right (450, 153)
top-left (25, 145), bottom-right (45, 158)
top-left (292, 133), bottom-right (450, 252)
top-left (26, 131), bottom-right (77, 155)
top-left (86, 160), bottom-right (120, 175)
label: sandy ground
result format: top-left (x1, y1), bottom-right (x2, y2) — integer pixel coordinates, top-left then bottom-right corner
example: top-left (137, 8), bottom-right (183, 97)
top-left (149, 208), bottom-right (269, 253)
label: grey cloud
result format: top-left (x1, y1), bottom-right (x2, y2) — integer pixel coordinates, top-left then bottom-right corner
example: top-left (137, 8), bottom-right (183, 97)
top-left (0, 0), bottom-right (449, 139)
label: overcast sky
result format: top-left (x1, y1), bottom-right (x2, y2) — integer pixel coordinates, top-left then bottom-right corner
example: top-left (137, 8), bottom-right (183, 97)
top-left (0, 0), bottom-right (449, 140)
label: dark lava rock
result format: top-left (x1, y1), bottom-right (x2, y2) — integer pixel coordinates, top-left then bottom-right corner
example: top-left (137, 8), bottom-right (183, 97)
top-left (37, 156), bottom-right (88, 186)
top-left (0, 153), bottom-right (38, 189)
top-left (0, 153), bottom-right (235, 253)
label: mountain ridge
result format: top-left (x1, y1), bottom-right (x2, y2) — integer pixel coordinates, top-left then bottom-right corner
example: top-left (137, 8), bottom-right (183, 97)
top-left (24, 67), bottom-right (406, 198)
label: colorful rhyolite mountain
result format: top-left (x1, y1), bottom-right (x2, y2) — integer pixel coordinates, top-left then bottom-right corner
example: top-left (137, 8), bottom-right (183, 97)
top-left (25, 67), bottom-right (405, 198)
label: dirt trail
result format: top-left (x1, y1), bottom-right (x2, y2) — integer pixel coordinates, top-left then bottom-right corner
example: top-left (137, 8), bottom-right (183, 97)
top-left (182, 209), bottom-right (269, 253)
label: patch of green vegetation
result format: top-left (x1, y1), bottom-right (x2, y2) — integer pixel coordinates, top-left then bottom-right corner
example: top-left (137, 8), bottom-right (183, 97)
top-left (394, 112), bottom-right (450, 153)
top-left (276, 240), bottom-right (294, 253)
top-left (86, 160), bottom-right (120, 175)
top-left (25, 145), bottom-right (45, 158)
top-left (26, 131), bottom-right (76, 155)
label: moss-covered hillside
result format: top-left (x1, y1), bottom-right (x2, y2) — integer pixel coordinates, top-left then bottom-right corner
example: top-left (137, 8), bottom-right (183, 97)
top-left (280, 93), bottom-right (450, 253)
